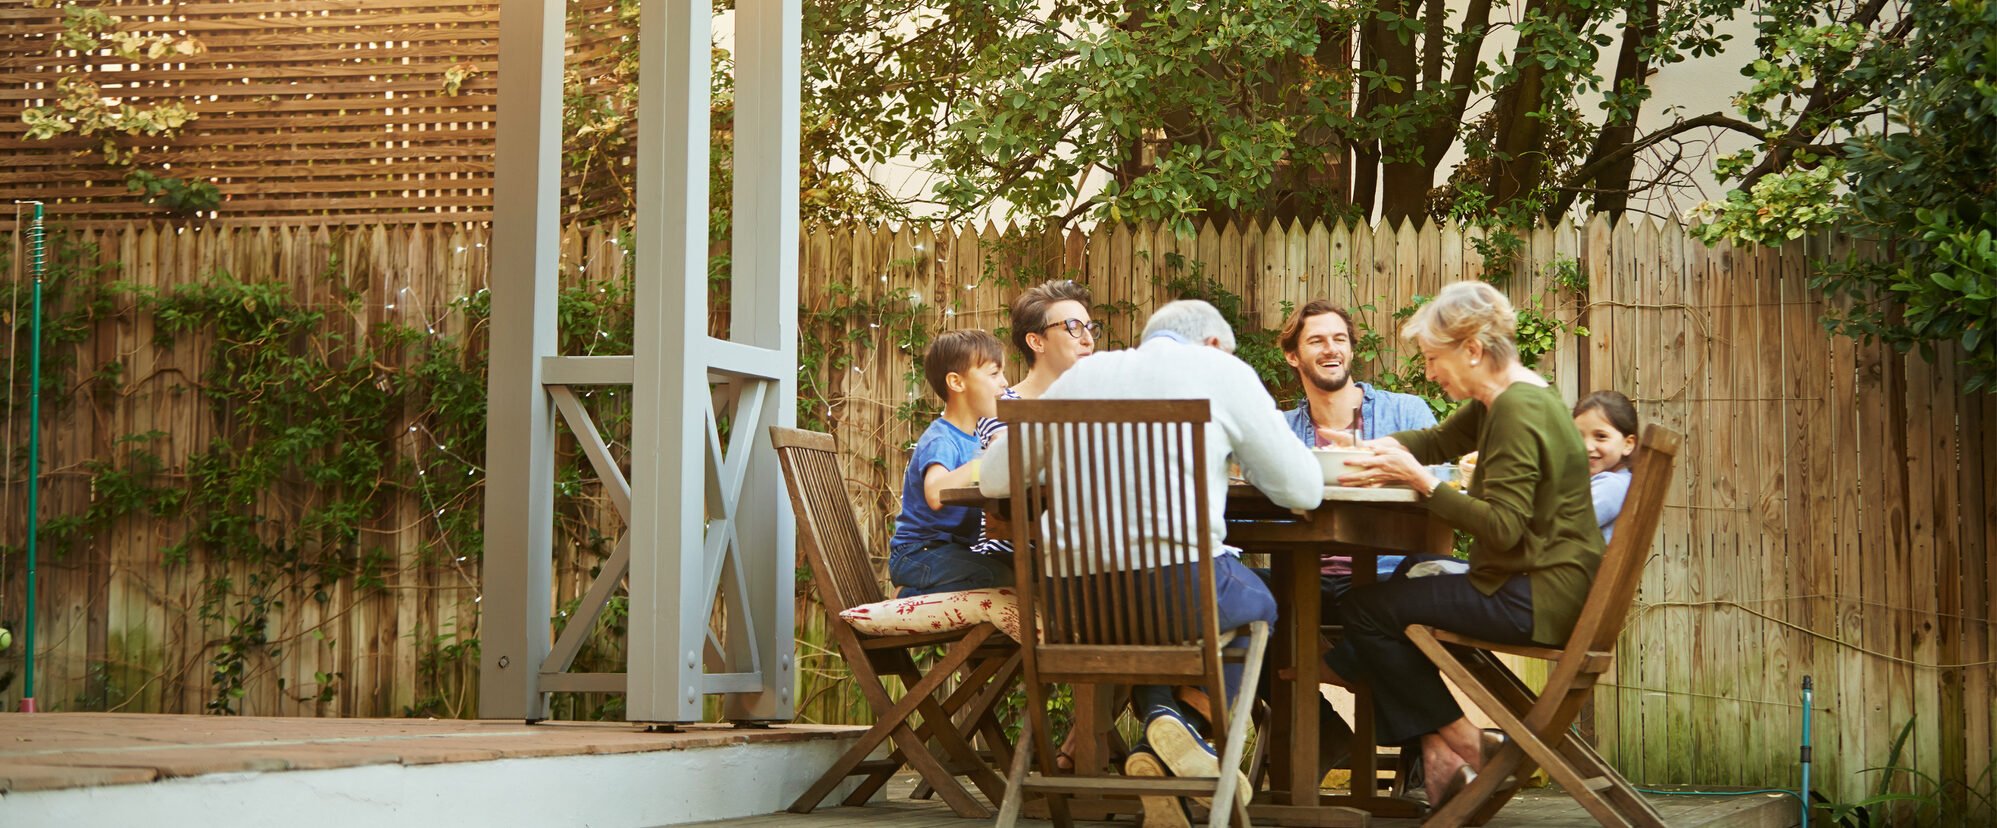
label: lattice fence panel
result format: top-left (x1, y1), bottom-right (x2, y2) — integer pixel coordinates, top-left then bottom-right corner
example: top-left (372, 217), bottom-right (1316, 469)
top-left (0, 0), bottom-right (640, 223)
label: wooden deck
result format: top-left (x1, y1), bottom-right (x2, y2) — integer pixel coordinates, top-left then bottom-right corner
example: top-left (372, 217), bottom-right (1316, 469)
top-left (691, 775), bottom-right (1799, 828)
top-left (0, 712), bottom-right (861, 793)
top-left (0, 713), bottom-right (866, 827)
top-left (0, 713), bottom-right (1798, 827)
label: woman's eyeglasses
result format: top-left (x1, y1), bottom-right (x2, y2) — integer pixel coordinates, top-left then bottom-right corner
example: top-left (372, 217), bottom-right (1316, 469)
top-left (1041, 318), bottom-right (1103, 339)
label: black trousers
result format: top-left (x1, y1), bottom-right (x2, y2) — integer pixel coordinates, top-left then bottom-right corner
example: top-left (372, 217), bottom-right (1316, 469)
top-left (1323, 555), bottom-right (1534, 745)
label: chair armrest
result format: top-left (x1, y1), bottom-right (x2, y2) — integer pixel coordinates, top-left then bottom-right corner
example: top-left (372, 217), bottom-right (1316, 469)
top-left (1419, 626), bottom-right (1615, 674)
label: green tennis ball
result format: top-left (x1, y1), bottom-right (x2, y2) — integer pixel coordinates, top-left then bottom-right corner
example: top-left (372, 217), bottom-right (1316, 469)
top-left (0, 627), bottom-right (11, 652)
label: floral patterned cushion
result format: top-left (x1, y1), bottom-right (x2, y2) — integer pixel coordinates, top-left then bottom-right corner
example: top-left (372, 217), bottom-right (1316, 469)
top-left (839, 587), bottom-right (1026, 642)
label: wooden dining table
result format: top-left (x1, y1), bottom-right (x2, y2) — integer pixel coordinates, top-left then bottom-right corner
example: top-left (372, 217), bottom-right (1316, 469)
top-left (941, 481), bottom-right (1452, 827)
top-left (1225, 482), bottom-right (1452, 827)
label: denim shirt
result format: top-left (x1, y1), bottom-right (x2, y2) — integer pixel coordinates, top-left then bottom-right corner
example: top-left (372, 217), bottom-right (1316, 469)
top-left (1282, 381), bottom-right (1437, 578)
top-left (1282, 381), bottom-right (1437, 445)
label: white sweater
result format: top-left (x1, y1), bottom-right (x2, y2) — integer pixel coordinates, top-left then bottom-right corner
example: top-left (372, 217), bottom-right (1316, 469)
top-left (980, 336), bottom-right (1324, 571)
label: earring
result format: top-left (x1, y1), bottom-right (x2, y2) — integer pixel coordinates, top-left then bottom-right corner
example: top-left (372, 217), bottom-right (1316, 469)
top-left (1470, 359), bottom-right (1479, 367)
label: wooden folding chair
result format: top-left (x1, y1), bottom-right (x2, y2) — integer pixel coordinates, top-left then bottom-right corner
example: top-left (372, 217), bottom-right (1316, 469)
top-left (992, 399), bottom-right (1269, 828)
top-left (769, 426), bottom-right (1022, 818)
top-left (1406, 424), bottom-right (1682, 827)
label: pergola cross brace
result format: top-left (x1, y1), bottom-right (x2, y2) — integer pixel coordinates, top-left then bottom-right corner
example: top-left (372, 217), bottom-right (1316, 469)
top-left (482, 0), bottom-right (800, 724)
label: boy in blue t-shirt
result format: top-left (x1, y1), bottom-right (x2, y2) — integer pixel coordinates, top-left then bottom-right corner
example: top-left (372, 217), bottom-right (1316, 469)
top-left (888, 330), bottom-right (1015, 597)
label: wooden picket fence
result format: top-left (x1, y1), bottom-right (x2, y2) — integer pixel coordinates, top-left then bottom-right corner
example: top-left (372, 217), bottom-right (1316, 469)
top-left (0, 215), bottom-right (1990, 810)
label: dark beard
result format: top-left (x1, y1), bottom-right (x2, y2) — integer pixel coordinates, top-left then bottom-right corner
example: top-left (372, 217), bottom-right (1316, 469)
top-left (1305, 367), bottom-right (1351, 394)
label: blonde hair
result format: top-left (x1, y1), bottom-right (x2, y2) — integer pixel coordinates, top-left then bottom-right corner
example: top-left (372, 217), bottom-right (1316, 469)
top-left (1401, 281), bottom-right (1518, 366)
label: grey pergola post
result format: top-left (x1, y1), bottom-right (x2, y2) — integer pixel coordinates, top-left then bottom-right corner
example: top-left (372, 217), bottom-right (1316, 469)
top-left (482, 0), bottom-right (798, 725)
top-left (480, 0), bottom-right (561, 719)
top-left (716, 0), bottom-right (801, 722)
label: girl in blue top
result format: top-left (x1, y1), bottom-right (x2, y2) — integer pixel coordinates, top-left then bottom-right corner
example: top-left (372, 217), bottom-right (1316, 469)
top-left (1573, 390), bottom-right (1639, 543)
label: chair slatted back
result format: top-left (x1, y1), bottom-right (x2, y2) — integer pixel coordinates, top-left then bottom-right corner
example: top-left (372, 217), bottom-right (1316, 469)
top-left (1410, 425), bottom-right (1684, 828)
top-left (1566, 424), bottom-right (1682, 655)
top-left (1002, 399), bottom-right (1225, 693)
top-left (770, 426), bottom-right (887, 614)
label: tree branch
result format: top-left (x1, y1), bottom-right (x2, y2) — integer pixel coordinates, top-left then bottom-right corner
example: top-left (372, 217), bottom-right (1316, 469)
top-left (1421, 0), bottom-right (1446, 93)
top-left (1560, 112), bottom-right (1766, 196)
top-left (1420, 0), bottom-right (1493, 164)
top-left (1737, 0), bottom-right (1896, 189)
top-left (1554, 0), bottom-right (1659, 217)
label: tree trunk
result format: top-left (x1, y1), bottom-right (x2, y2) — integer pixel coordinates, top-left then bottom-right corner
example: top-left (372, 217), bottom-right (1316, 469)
top-left (1303, 17), bottom-right (1357, 224)
top-left (1566, 0), bottom-right (1660, 218)
top-left (1373, 0), bottom-right (1429, 224)
top-left (1348, 15), bottom-right (1381, 219)
top-left (1487, 0), bottom-right (1589, 212)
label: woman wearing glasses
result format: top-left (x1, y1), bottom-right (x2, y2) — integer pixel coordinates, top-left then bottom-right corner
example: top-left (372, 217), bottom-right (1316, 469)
top-left (972, 279), bottom-right (1100, 449)
top-left (973, 279), bottom-right (1100, 450)
top-left (973, 279), bottom-right (1100, 771)
top-left (1006, 279), bottom-right (1101, 399)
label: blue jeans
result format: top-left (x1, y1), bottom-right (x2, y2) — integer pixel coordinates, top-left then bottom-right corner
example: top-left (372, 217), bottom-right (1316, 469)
top-left (1250, 568), bottom-right (1355, 625)
top-left (888, 540), bottom-right (1014, 597)
top-left (1249, 554), bottom-right (1408, 625)
top-left (1323, 554), bottom-right (1534, 745)
top-left (1120, 555), bottom-right (1279, 725)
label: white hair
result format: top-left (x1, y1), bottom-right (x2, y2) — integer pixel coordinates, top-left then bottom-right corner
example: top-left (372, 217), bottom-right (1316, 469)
top-left (1142, 299), bottom-right (1237, 353)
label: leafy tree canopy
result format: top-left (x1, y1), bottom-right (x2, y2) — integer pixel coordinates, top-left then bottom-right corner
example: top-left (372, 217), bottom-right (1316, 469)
top-left (801, 0), bottom-right (1997, 391)
top-left (801, 0), bottom-right (1773, 234)
top-left (575, 1), bottom-right (1985, 388)
top-left (1696, 0), bottom-right (1995, 392)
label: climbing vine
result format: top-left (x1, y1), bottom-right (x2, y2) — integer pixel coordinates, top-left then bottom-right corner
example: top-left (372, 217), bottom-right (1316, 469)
top-left (3, 217), bottom-right (1582, 717)
top-left (150, 270), bottom-right (487, 713)
top-left (3, 224), bottom-right (660, 716)
top-left (18, 1), bottom-right (219, 215)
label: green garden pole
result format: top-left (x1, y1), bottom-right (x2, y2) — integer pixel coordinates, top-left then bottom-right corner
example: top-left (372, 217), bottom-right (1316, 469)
top-left (19, 201), bottom-right (42, 713)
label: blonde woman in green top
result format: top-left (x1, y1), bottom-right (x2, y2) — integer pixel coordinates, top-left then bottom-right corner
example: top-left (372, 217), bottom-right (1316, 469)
top-left (1327, 280), bottom-right (1604, 807)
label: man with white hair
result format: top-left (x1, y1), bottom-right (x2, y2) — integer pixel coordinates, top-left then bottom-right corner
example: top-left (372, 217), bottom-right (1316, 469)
top-left (981, 300), bottom-right (1321, 823)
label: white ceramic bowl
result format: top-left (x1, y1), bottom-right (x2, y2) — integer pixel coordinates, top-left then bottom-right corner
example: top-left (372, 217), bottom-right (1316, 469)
top-left (1311, 447), bottom-right (1373, 484)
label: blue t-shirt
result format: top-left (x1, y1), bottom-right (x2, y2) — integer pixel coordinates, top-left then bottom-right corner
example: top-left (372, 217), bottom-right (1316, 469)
top-left (891, 418), bottom-right (983, 550)
top-left (1591, 467), bottom-right (1632, 543)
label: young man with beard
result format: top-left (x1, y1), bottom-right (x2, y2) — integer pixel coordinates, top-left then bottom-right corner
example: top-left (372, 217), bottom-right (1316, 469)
top-left (1260, 299), bottom-right (1438, 785)
top-left (1276, 298), bottom-right (1436, 601)
top-left (1279, 300), bottom-right (1437, 455)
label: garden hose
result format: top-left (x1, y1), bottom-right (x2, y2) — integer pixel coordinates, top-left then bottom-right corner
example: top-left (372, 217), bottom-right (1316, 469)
top-left (1632, 675), bottom-right (1814, 825)
top-left (1801, 675), bottom-right (1813, 828)
top-left (18, 201), bottom-right (42, 713)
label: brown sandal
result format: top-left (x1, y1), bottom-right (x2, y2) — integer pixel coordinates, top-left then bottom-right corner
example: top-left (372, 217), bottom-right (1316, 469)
top-left (1054, 729), bottom-right (1079, 773)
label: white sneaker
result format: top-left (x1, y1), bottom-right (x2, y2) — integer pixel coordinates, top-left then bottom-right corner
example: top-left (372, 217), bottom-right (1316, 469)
top-left (1122, 750), bottom-right (1190, 828)
top-left (1143, 706), bottom-right (1253, 806)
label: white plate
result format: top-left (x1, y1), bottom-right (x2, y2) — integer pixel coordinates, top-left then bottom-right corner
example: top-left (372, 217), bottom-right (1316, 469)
top-left (1322, 485), bottom-right (1420, 502)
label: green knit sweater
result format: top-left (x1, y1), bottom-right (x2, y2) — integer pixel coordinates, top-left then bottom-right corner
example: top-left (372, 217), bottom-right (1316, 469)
top-left (1393, 382), bottom-right (1604, 644)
